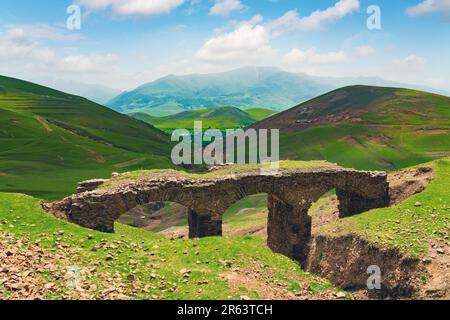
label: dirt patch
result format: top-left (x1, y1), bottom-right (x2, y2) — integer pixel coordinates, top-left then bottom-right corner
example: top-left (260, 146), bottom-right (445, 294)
top-left (33, 115), bottom-right (53, 133)
top-left (83, 148), bottom-right (106, 164)
top-left (305, 234), bottom-right (423, 298)
top-left (224, 225), bottom-right (267, 238)
top-left (114, 158), bottom-right (146, 169)
top-left (419, 239), bottom-right (449, 299)
top-left (339, 136), bottom-right (365, 148)
top-left (416, 128), bottom-right (450, 135)
top-left (0, 172), bottom-right (11, 177)
top-left (388, 166), bottom-right (433, 205)
top-left (222, 259), bottom-right (346, 300)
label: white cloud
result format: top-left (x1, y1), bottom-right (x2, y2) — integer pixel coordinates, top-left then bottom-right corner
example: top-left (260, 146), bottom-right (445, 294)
top-left (282, 48), bottom-right (348, 67)
top-left (209, 0), bottom-right (244, 16)
top-left (267, 0), bottom-right (360, 34)
top-left (195, 23), bottom-right (275, 65)
top-left (0, 27), bottom-right (56, 63)
top-left (406, 0), bottom-right (450, 17)
top-left (196, 0), bottom-right (360, 66)
top-left (354, 45), bottom-right (375, 57)
top-left (393, 55), bottom-right (427, 70)
top-left (6, 23), bottom-right (81, 42)
top-left (75, 0), bottom-right (185, 16)
top-left (58, 54), bottom-right (119, 73)
top-left (0, 26), bottom-right (119, 76)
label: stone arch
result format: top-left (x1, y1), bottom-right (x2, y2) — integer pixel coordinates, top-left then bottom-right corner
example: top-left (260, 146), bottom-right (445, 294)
top-left (46, 167), bottom-right (389, 264)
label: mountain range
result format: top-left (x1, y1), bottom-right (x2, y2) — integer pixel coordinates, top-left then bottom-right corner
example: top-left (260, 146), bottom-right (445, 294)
top-left (108, 66), bottom-right (449, 116)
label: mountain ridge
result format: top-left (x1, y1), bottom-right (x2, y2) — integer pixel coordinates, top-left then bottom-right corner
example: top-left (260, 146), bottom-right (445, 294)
top-left (251, 85), bottom-right (450, 171)
top-left (108, 67), bottom-right (450, 116)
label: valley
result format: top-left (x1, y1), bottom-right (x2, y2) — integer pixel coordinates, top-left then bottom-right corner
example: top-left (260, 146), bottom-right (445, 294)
top-left (0, 76), bottom-right (173, 200)
top-left (0, 75), bottom-right (448, 301)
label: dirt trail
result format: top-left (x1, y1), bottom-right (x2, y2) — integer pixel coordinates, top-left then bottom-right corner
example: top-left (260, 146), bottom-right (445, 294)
top-left (33, 115), bottom-right (53, 133)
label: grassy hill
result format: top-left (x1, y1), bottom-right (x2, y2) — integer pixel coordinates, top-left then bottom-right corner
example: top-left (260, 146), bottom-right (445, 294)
top-left (0, 75), bottom-right (172, 200)
top-left (131, 106), bottom-right (275, 133)
top-left (0, 191), bottom-right (345, 300)
top-left (253, 85), bottom-right (450, 171)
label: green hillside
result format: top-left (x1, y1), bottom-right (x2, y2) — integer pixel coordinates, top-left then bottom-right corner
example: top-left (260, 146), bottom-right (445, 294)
top-left (131, 106), bottom-right (275, 133)
top-left (0, 192), bottom-right (345, 300)
top-left (0, 76), bottom-right (172, 200)
top-left (253, 86), bottom-right (450, 171)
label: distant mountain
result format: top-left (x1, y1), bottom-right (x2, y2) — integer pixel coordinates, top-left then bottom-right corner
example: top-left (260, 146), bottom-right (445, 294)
top-left (0, 75), bottom-right (171, 200)
top-left (108, 66), bottom-right (449, 116)
top-left (39, 79), bottom-right (121, 105)
top-left (131, 106), bottom-right (275, 133)
top-left (252, 85), bottom-right (450, 171)
top-left (108, 67), bottom-right (334, 116)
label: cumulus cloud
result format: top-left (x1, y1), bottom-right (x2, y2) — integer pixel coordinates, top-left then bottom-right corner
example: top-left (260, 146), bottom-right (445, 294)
top-left (0, 27), bottom-right (56, 63)
top-left (75, 0), bottom-right (185, 16)
top-left (195, 21), bottom-right (275, 65)
top-left (0, 25), bottom-right (118, 75)
top-left (354, 45), bottom-right (376, 57)
top-left (58, 54), bottom-right (119, 73)
top-left (282, 48), bottom-right (348, 67)
top-left (196, 0), bottom-right (360, 66)
top-left (267, 0), bottom-right (360, 34)
top-left (393, 55), bottom-right (427, 69)
top-left (406, 0), bottom-right (450, 18)
top-left (209, 0), bottom-right (245, 16)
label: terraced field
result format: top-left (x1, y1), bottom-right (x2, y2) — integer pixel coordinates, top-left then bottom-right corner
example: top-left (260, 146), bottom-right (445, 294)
top-left (253, 86), bottom-right (450, 171)
top-left (0, 76), bottom-right (172, 200)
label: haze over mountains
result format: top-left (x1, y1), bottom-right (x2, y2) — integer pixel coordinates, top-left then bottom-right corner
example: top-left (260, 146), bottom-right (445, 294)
top-left (108, 66), bottom-right (449, 117)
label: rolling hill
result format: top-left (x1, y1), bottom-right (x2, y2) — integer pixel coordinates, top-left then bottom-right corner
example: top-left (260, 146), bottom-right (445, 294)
top-left (252, 85), bottom-right (450, 171)
top-left (131, 106), bottom-right (275, 133)
top-left (0, 75), bottom-right (172, 200)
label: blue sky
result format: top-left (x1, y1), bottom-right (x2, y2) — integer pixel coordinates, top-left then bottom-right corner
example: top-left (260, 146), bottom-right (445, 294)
top-left (0, 0), bottom-right (449, 92)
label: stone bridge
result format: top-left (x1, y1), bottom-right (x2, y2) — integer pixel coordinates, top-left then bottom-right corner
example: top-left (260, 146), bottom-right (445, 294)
top-left (46, 162), bottom-right (389, 263)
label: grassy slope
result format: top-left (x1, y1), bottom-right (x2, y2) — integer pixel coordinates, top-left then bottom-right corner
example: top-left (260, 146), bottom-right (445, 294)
top-left (0, 192), bottom-right (343, 300)
top-left (318, 158), bottom-right (450, 255)
top-left (131, 107), bottom-right (275, 133)
top-left (0, 76), bottom-right (172, 200)
top-left (254, 86), bottom-right (450, 171)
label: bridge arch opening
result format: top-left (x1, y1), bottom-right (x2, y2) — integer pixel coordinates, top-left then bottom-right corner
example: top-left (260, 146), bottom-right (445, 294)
top-left (221, 193), bottom-right (268, 237)
top-left (117, 201), bottom-right (190, 237)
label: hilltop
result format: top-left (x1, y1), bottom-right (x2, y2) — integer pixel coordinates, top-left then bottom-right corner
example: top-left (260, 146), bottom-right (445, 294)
top-left (131, 106), bottom-right (274, 133)
top-left (0, 75), bottom-right (172, 200)
top-left (252, 85), bottom-right (450, 171)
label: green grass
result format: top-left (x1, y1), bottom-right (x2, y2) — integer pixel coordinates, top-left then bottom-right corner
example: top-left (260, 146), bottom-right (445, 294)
top-left (273, 87), bottom-right (450, 171)
top-left (0, 75), bottom-right (173, 200)
top-left (131, 106), bottom-right (276, 134)
top-left (0, 192), bottom-right (343, 300)
top-left (318, 158), bottom-right (450, 255)
top-left (243, 108), bottom-right (275, 121)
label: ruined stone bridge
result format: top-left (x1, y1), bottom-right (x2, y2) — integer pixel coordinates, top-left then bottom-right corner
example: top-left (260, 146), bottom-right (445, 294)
top-left (46, 162), bottom-right (389, 262)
